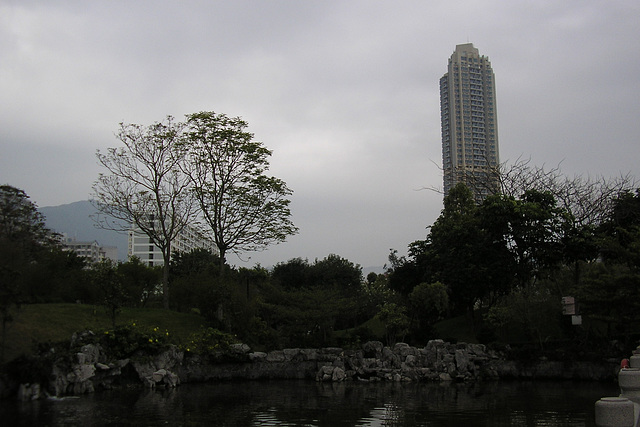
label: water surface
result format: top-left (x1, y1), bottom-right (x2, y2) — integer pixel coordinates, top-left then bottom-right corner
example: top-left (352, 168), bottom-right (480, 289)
top-left (0, 379), bottom-right (620, 426)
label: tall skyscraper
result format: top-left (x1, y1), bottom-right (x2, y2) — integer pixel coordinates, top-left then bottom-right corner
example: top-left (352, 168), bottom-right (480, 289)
top-left (440, 43), bottom-right (499, 202)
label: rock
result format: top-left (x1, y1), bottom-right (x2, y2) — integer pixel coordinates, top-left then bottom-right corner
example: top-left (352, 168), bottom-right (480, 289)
top-left (405, 355), bottom-right (417, 367)
top-left (266, 351), bottom-right (285, 362)
top-left (73, 363), bottom-right (96, 383)
top-left (362, 341), bottom-right (383, 358)
top-left (316, 365), bottom-right (335, 382)
top-left (249, 352), bottom-right (267, 361)
top-left (17, 383), bottom-right (41, 401)
top-left (393, 342), bottom-right (410, 354)
top-left (283, 348), bottom-right (301, 361)
top-left (455, 349), bottom-right (469, 373)
top-left (152, 369), bottom-right (167, 383)
top-left (332, 367), bottom-right (346, 382)
top-left (230, 343), bottom-right (251, 354)
top-left (79, 344), bottom-right (101, 364)
top-left (300, 349), bottom-right (318, 361)
top-left (439, 373), bottom-right (453, 381)
top-left (164, 371), bottom-right (180, 387)
top-left (19, 328), bottom-right (622, 400)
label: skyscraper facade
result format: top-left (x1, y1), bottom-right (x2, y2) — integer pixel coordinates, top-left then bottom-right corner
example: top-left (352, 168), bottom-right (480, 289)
top-left (440, 43), bottom-right (499, 201)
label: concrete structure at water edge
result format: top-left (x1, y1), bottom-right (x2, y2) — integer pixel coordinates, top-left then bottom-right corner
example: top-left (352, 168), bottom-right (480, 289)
top-left (595, 346), bottom-right (640, 427)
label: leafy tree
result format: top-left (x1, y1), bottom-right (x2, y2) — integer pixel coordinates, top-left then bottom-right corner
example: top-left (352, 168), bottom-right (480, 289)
top-left (24, 247), bottom-right (90, 303)
top-left (423, 183), bottom-right (494, 314)
top-left (117, 257), bottom-right (162, 307)
top-left (169, 249), bottom-right (225, 316)
top-left (574, 263), bottom-right (640, 340)
top-left (0, 185), bottom-right (58, 361)
top-left (53, 251), bottom-right (94, 303)
top-left (92, 116), bottom-right (196, 308)
top-left (259, 254), bottom-right (363, 347)
top-left (479, 190), bottom-right (571, 288)
top-left (183, 111), bottom-right (298, 267)
top-left (396, 184), bottom-right (572, 326)
top-left (485, 282), bottom-right (563, 350)
top-left (386, 253), bottom-right (426, 296)
top-left (599, 189), bottom-right (640, 268)
top-left (409, 282), bottom-right (449, 340)
top-left (271, 257), bottom-right (311, 290)
top-left (361, 273), bottom-right (396, 318)
top-left (493, 160), bottom-right (633, 290)
top-left (170, 248), bottom-right (223, 280)
top-left (508, 190), bottom-right (569, 285)
top-left (169, 249), bottom-right (259, 335)
top-left (92, 260), bottom-right (128, 328)
top-left (377, 302), bottom-right (409, 346)
top-left (0, 265), bottom-right (19, 363)
top-left (309, 254), bottom-right (362, 295)
top-left (259, 281), bottom-right (348, 348)
top-left (0, 185), bottom-right (58, 256)
top-left (573, 189), bottom-right (640, 342)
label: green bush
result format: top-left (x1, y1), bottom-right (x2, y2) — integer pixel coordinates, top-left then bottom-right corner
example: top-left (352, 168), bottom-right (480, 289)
top-left (180, 327), bottom-right (237, 356)
top-left (94, 323), bottom-right (171, 360)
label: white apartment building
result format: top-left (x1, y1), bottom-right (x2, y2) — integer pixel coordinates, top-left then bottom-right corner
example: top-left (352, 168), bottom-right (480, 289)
top-left (62, 236), bottom-right (118, 263)
top-left (440, 43), bottom-right (500, 202)
top-left (128, 223), bottom-right (216, 267)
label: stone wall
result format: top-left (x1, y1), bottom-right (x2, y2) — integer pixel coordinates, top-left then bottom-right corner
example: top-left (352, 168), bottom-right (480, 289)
top-left (5, 338), bottom-right (619, 400)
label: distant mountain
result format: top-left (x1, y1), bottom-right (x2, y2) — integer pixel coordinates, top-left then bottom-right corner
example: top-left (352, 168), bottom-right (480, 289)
top-left (40, 200), bottom-right (129, 261)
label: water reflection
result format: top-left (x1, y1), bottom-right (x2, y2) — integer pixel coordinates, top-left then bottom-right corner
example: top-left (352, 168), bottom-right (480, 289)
top-left (0, 379), bottom-right (619, 426)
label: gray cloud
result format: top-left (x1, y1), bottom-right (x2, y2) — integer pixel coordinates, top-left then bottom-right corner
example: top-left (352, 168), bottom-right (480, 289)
top-left (2, 0), bottom-right (639, 268)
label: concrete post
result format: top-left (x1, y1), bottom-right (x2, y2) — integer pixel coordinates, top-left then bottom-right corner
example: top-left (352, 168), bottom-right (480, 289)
top-left (596, 350), bottom-right (640, 427)
top-left (618, 368), bottom-right (640, 426)
top-left (595, 397), bottom-right (635, 427)
top-left (629, 346), bottom-right (640, 369)
top-left (620, 369), bottom-right (640, 403)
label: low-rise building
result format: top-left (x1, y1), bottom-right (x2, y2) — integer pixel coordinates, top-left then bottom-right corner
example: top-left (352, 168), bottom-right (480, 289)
top-left (62, 236), bottom-right (118, 263)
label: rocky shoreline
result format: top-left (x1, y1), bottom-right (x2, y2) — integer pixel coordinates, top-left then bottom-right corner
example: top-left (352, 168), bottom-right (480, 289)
top-left (3, 336), bottom-right (619, 400)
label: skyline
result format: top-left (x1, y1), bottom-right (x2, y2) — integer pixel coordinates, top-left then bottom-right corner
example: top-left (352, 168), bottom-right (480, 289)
top-left (2, 1), bottom-right (640, 269)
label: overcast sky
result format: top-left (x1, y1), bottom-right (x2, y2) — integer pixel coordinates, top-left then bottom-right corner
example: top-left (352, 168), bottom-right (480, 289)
top-left (2, 0), bottom-right (639, 269)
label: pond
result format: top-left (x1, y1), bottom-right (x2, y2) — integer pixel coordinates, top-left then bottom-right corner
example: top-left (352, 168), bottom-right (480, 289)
top-left (0, 379), bottom-right (620, 426)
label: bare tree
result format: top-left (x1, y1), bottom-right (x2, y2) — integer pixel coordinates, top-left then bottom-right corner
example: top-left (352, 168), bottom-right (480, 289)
top-left (92, 116), bottom-right (195, 309)
top-left (183, 111), bottom-right (298, 268)
top-left (427, 156), bottom-right (637, 228)
top-left (496, 157), bottom-right (638, 228)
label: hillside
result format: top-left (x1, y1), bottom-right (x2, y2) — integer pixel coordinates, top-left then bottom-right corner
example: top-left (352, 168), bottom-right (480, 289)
top-left (40, 200), bottom-right (128, 260)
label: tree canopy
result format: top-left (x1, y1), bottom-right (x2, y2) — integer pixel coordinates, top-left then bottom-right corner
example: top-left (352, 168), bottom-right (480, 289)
top-left (92, 111), bottom-right (298, 307)
top-left (183, 111), bottom-right (298, 266)
top-left (92, 116), bottom-right (195, 308)
top-left (0, 185), bottom-right (59, 361)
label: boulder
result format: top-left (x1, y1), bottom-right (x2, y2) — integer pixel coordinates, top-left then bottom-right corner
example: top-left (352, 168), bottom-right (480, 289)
top-left (332, 367), bottom-right (346, 382)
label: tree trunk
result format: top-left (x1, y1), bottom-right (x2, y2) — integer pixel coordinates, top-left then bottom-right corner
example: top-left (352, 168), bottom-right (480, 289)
top-left (162, 249), bottom-right (171, 310)
top-left (1, 317), bottom-right (6, 364)
top-left (218, 248), bottom-right (226, 274)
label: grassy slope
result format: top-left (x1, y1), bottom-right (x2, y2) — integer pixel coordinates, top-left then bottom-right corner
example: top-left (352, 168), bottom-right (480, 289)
top-left (2, 304), bottom-right (209, 363)
top-left (2, 304), bottom-right (481, 364)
